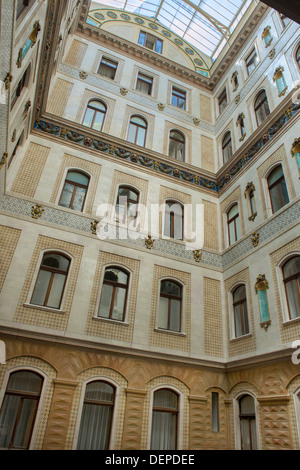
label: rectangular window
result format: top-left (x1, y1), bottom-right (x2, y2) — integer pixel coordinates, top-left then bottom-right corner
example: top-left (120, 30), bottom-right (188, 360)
top-left (218, 89), bottom-right (227, 114)
top-left (246, 48), bottom-right (258, 75)
top-left (212, 392), bottom-right (219, 432)
top-left (98, 57), bottom-right (118, 80)
top-left (138, 31), bottom-right (163, 54)
top-left (171, 87), bottom-right (186, 110)
top-left (10, 66), bottom-right (29, 109)
top-left (136, 72), bottom-right (153, 95)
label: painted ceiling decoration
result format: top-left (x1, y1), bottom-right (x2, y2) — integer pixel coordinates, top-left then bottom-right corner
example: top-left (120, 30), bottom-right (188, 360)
top-left (87, 7), bottom-right (210, 76)
top-left (89, 0), bottom-right (255, 63)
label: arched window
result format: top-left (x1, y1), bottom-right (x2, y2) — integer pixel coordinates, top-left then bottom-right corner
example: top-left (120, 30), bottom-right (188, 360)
top-left (254, 90), bottom-right (270, 126)
top-left (98, 267), bottom-right (129, 321)
top-left (239, 395), bottom-right (258, 450)
top-left (59, 170), bottom-right (90, 212)
top-left (77, 380), bottom-right (115, 450)
top-left (296, 45), bottom-right (300, 70)
top-left (222, 131), bottom-right (233, 163)
top-left (169, 130), bottom-right (185, 161)
top-left (82, 100), bottom-right (106, 131)
top-left (115, 185), bottom-right (139, 224)
top-left (227, 204), bottom-right (240, 246)
top-left (164, 200), bottom-right (184, 240)
top-left (158, 280), bottom-right (182, 332)
top-left (233, 285), bottom-right (249, 337)
top-left (127, 115), bottom-right (147, 147)
top-left (150, 388), bottom-right (179, 450)
top-left (0, 370), bottom-right (43, 449)
top-left (267, 165), bottom-right (289, 214)
top-left (282, 256), bottom-right (300, 320)
top-left (30, 252), bottom-right (70, 309)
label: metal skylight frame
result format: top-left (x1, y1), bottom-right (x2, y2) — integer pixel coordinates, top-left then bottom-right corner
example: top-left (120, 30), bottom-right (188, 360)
top-left (90, 0), bottom-right (254, 58)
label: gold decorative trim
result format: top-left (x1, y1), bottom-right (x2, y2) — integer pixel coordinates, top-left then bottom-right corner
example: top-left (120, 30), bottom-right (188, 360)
top-left (31, 204), bottom-right (44, 219)
top-left (193, 250), bottom-right (202, 262)
top-left (120, 87), bottom-right (128, 96)
top-left (157, 103), bottom-right (165, 112)
top-left (145, 235), bottom-right (154, 249)
top-left (251, 232), bottom-right (259, 247)
top-left (0, 153), bottom-right (8, 170)
top-left (91, 220), bottom-right (99, 235)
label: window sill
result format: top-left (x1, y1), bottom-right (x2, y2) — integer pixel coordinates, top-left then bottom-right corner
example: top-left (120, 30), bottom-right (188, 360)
top-left (230, 333), bottom-right (252, 342)
top-left (154, 327), bottom-right (186, 337)
top-left (282, 316), bottom-right (300, 326)
top-left (23, 303), bottom-right (65, 314)
top-left (93, 316), bottom-right (129, 326)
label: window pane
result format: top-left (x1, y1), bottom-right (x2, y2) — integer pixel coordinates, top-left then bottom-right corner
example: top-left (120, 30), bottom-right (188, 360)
top-left (93, 111), bottom-right (105, 132)
top-left (31, 270), bottom-right (51, 306)
top-left (240, 395), bottom-right (255, 414)
top-left (82, 108), bottom-right (95, 128)
top-left (104, 268), bottom-right (128, 285)
top-left (234, 304), bottom-right (243, 337)
top-left (42, 254), bottom-right (69, 271)
top-left (151, 411), bottom-right (176, 450)
top-left (154, 389), bottom-right (177, 409)
top-left (85, 381), bottom-right (114, 403)
top-left (77, 403), bottom-right (112, 450)
top-left (286, 280), bottom-right (300, 319)
top-left (71, 186), bottom-right (87, 211)
top-left (269, 186), bottom-right (282, 213)
top-left (59, 182), bottom-right (74, 209)
top-left (99, 284), bottom-right (113, 318)
top-left (161, 281), bottom-right (181, 297)
top-left (283, 257), bottom-right (300, 278)
top-left (128, 123), bottom-right (137, 143)
top-left (8, 371), bottom-right (42, 394)
top-left (228, 220), bottom-right (236, 245)
top-left (158, 296), bottom-right (169, 329)
top-left (12, 398), bottom-right (38, 449)
top-left (233, 285), bottom-right (246, 302)
top-left (170, 299), bottom-right (181, 331)
top-left (111, 287), bottom-right (126, 320)
top-left (67, 171), bottom-right (89, 186)
top-left (136, 127), bottom-right (146, 147)
top-left (240, 419), bottom-right (251, 450)
top-left (46, 273), bottom-right (65, 309)
top-left (0, 395), bottom-right (20, 447)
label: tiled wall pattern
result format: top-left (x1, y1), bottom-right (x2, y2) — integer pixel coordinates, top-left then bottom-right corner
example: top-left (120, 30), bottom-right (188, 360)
top-left (46, 78), bottom-right (74, 117)
top-left (64, 39), bottom-right (88, 68)
top-left (11, 143), bottom-right (50, 197)
top-left (224, 267), bottom-right (256, 357)
top-left (203, 277), bottom-right (223, 357)
top-left (0, 225), bottom-right (21, 292)
top-left (85, 250), bottom-right (140, 343)
top-left (148, 264), bottom-right (191, 352)
top-left (203, 199), bottom-right (219, 251)
top-left (49, 153), bottom-right (102, 214)
top-left (14, 235), bottom-right (84, 330)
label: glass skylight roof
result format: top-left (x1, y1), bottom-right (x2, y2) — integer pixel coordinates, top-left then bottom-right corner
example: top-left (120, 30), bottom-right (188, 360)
top-left (90, 0), bottom-right (254, 59)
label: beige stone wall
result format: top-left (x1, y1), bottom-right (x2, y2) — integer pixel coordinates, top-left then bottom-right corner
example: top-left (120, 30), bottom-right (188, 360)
top-left (0, 225), bottom-right (21, 292)
top-left (1, 338), bottom-right (299, 450)
top-left (49, 153), bottom-right (102, 214)
top-left (203, 277), bottom-right (223, 357)
top-left (11, 142), bottom-right (50, 197)
top-left (224, 267), bottom-right (256, 357)
top-left (46, 78), bottom-right (74, 117)
top-left (14, 235), bottom-right (84, 330)
top-left (270, 236), bottom-right (300, 344)
top-left (64, 39), bottom-right (88, 68)
top-left (257, 144), bottom-right (296, 219)
top-left (148, 264), bottom-right (191, 352)
top-left (85, 250), bottom-right (140, 343)
top-left (200, 94), bottom-right (213, 123)
top-left (201, 135), bottom-right (215, 173)
top-left (202, 199), bottom-right (219, 251)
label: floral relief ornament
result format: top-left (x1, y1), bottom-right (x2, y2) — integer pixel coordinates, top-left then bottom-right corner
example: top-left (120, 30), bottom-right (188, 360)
top-left (193, 250), bottom-right (202, 262)
top-left (251, 232), bottom-right (259, 247)
top-left (31, 204), bottom-right (44, 219)
top-left (145, 235), bottom-right (154, 249)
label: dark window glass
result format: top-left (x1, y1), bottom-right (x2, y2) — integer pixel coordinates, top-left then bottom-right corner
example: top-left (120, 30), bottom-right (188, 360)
top-left (239, 395), bottom-right (257, 450)
top-left (212, 392), bottom-right (219, 432)
top-left (222, 132), bottom-right (233, 163)
top-left (127, 115), bottom-right (147, 147)
top-left (82, 100), bottom-right (106, 131)
top-left (59, 170), bottom-right (90, 212)
top-left (98, 267), bottom-right (129, 321)
top-left (150, 389), bottom-right (178, 450)
top-left (115, 185), bottom-right (139, 224)
top-left (218, 89), bottom-right (227, 114)
top-left (283, 256), bottom-right (300, 319)
top-left (233, 285), bottom-right (249, 337)
top-left (254, 90), bottom-right (270, 126)
top-left (158, 280), bottom-right (182, 332)
top-left (136, 73), bottom-right (153, 95)
top-left (267, 165), bottom-right (289, 213)
top-left (138, 31), bottom-right (163, 54)
top-left (171, 87), bottom-right (186, 110)
top-left (0, 370), bottom-right (43, 449)
top-left (169, 130), bottom-right (185, 161)
top-left (16, 0), bottom-right (29, 18)
top-left (246, 49), bottom-right (258, 75)
top-left (98, 57), bottom-right (118, 80)
top-left (77, 381), bottom-right (115, 450)
top-left (227, 204), bottom-right (240, 245)
top-left (164, 200), bottom-right (184, 240)
top-left (296, 45), bottom-right (300, 69)
top-left (31, 253), bottom-right (70, 309)
top-left (11, 65), bottom-right (30, 109)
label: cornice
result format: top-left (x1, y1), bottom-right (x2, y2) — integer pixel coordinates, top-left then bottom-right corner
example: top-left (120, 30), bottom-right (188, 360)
top-left (0, 325), bottom-right (295, 373)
